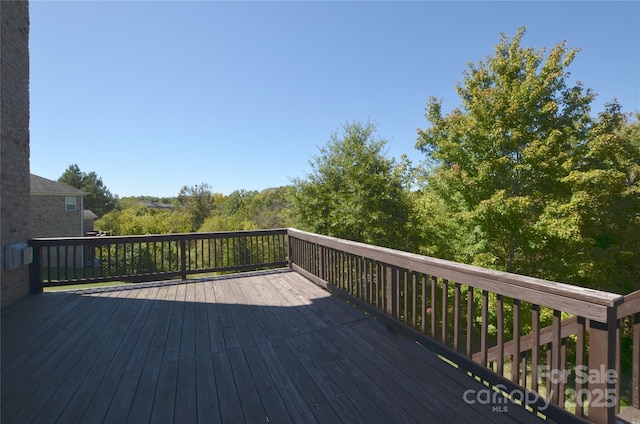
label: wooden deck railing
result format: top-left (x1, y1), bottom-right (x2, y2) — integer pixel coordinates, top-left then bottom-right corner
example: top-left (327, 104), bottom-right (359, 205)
top-left (287, 228), bottom-right (639, 424)
top-left (29, 229), bottom-right (288, 290)
top-left (28, 228), bottom-right (639, 424)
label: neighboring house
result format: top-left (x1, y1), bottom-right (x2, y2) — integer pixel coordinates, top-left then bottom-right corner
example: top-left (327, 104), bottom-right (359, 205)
top-left (30, 174), bottom-right (86, 238)
top-left (84, 210), bottom-right (98, 234)
top-left (139, 201), bottom-right (174, 210)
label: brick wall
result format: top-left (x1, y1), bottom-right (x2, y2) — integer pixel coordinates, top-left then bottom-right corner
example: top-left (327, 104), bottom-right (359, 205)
top-left (1, 1), bottom-right (31, 308)
top-left (31, 195), bottom-right (83, 238)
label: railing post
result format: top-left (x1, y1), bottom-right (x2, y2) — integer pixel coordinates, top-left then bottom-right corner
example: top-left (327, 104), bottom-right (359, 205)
top-left (550, 309), bottom-right (561, 405)
top-left (29, 243), bottom-right (43, 294)
top-left (180, 239), bottom-right (187, 280)
top-left (587, 307), bottom-right (617, 424)
top-left (287, 233), bottom-right (293, 269)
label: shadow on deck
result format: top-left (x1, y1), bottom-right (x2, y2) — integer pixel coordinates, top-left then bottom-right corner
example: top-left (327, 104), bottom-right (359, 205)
top-left (2, 269), bottom-right (546, 423)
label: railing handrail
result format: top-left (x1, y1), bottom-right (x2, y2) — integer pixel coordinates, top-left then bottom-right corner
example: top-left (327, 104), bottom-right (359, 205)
top-left (30, 228), bottom-right (288, 245)
top-left (617, 289), bottom-right (640, 319)
top-left (287, 228), bottom-right (623, 323)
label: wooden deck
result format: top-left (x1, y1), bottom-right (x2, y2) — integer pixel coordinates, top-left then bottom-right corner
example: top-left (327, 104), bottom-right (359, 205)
top-left (2, 269), bottom-right (545, 423)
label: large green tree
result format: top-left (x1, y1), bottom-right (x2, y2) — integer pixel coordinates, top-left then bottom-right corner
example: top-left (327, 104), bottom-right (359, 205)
top-left (58, 164), bottom-right (118, 217)
top-left (415, 28), bottom-right (636, 292)
top-left (290, 121), bottom-right (413, 250)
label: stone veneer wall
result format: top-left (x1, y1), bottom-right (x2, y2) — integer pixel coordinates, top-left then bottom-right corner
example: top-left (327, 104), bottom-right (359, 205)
top-left (1, 1), bottom-right (31, 307)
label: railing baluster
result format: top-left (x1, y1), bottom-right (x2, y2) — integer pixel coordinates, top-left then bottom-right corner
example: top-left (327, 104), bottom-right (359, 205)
top-left (376, 262), bottom-right (382, 310)
top-left (442, 279), bottom-right (448, 345)
top-left (531, 304), bottom-right (540, 393)
top-left (466, 286), bottom-right (474, 358)
top-left (357, 255), bottom-right (362, 300)
top-left (207, 238), bottom-right (212, 269)
top-left (559, 337), bottom-right (567, 408)
top-left (547, 309), bottom-right (563, 405)
top-left (634, 312), bottom-right (640, 409)
top-left (496, 294), bottom-right (504, 376)
top-left (325, 246), bottom-right (330, 283)
top-left (575, 316), bottom-right (586, 417)
top-left (46, 246), bottom-right (51, 284)
top-left (131, 242), bottom-right (135, 275)
top-left (521, 350), bottom-right (528, 388)
top-left (480, 290), bottom-right (488, 367)
top-left (340, 250), bottom-right (345, 290)
top-left (511, 299), bottom-right (521, 383)
top-left (385, 265), bottom-right (396, 319)
top-left (81, 243), bottom-right (87, 279)
top-left (453, 282), bottom-right (460, 353)
top-left (395, 267), bottom-right (401, 320)
top-left (422, 275), bottom-right (428, 335)
top-left (404, 270), bottom-right (409, 325)
top-left (412, 273), bottom-right (418, 329)
top-left (367, 260), bottom-right (373, 305)
top-left (55, 245), bottom-right (60, 281)
top-left (546, 347), bottom-right (552, 402)
top-left (430, 275), bottom-right (437, 339)
top-left (327, 249), bottom-right (340, 286)
top-left (615, 319), bottom-right (621, 414)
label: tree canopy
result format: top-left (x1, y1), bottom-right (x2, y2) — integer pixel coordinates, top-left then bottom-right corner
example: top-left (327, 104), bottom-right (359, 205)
top-left (58, 164), bottom-right (118, 217)
top-left (289, 121), bottom-right (413, 250)
top-left (177, 183), bottom-right (216, 231)
top-left (415, 27), bottom-right (637, 292)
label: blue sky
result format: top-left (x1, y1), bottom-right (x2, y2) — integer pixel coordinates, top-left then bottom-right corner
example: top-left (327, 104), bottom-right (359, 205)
top-left (30, 1), bottom-right (639, 198)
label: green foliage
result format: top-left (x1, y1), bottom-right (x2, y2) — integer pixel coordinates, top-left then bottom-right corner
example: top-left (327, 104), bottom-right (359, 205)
top-left (95, 186), bottom-right (292, 236)
top-left (414, 27), bottom-right (638, 293)
top-left (240, 186), bottom-right (293, 229)
top-left (58, 164), bottom-right (118, 217)
top-left (220, 189), bottom-right (258, 219)
top-left (551, 110), bottom-right (640, 292)
top-left (96, 206), bottom-right (191, 235)
top-left (199, 215), bottom-right (258, 232)
top-left (177, 183), bottom-right (216, 231)
top-left (198, 186), bottom-right (292, 232)
top-left (289, 121), bottom-right (414, 250)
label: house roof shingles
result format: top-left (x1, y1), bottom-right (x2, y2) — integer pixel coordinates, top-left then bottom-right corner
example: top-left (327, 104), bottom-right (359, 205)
top-left (83, 210), bottom-right (98, 220)
top-left (30, 174), bottom-right (86, 195)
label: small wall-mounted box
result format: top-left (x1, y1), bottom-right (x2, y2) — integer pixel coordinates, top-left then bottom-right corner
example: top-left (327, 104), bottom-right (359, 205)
top-left (4, 243), bottom-right (33, 271)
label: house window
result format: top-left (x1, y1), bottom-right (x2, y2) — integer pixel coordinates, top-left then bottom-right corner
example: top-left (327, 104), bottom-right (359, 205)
top-left (65, 196), bottom-right (77, 211)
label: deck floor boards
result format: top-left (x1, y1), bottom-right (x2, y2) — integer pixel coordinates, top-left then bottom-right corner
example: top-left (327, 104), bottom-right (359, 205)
top-left (2, 269), bottom-right (545, 423)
